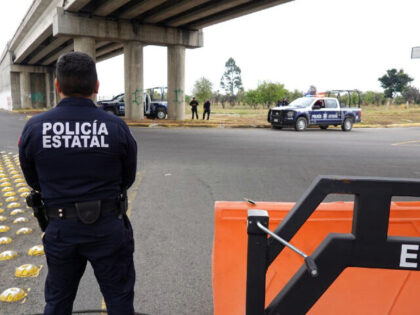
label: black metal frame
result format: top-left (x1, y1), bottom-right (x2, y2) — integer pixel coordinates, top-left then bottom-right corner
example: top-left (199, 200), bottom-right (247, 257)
top-left (326, 90), bottom-right (361, 108)
top-left (246, 175), bottom-right (420, 315)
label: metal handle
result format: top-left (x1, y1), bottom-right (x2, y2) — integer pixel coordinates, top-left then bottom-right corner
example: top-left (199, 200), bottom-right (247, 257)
top-left (256, 221), bottom-right (318, 277)
top-left (304, 257), bottom-right (318, 277)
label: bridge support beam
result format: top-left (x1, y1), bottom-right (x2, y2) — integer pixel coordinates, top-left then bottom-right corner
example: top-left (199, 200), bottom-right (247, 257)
top-left (53, 8), bottom-right (203, 49)
top-left (124, 42), bottom-right (144, 121)
top-left (167, 45), bottom-right (185, 121)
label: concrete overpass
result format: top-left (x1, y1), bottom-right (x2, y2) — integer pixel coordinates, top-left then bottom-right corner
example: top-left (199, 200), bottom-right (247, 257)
top-left (0, 0), bottom-right (291, 120)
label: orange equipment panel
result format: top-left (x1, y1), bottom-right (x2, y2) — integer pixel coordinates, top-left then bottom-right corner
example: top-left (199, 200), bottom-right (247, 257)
top-left (212, 201), bottom-right (420, 315)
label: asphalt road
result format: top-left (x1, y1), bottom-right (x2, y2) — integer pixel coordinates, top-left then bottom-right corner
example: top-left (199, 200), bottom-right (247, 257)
top-left (0, 110), bottom-right (420, 315)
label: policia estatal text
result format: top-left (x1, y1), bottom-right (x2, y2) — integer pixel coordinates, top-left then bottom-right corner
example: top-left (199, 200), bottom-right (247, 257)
top-left (19, 52), bottom-right (137, 315)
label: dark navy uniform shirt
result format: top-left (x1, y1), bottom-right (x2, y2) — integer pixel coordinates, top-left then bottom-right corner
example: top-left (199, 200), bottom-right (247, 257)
top-left (19, 97), bottom-right (137, 207)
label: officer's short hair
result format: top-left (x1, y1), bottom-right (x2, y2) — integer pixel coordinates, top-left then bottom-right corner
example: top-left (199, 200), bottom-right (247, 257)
top-left (56, 52), bottom-right (97, 97)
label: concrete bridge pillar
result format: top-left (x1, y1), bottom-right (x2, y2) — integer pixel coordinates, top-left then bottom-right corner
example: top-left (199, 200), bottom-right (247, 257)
top-left (73, 37), bottom-right (96, 61)
top-left (45, 71), bottom-right (54, 107)
top-left (124, 41), bottom-right (144, 121)
top-left (167, 45), bottom-right (185, 121)
top-left (73, 37), bottom-right (96, 102)
top-left (31, 73), bottom-right (47, 108)
top-left (54, 83), bottom-right (60, 105)
top-left (20, 71), bottom-right (32, 109)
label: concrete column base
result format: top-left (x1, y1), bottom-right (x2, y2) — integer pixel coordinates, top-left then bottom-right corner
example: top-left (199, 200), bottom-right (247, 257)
top-left (124, 42), bottom-right (144, 121)
top-left (168, 45), bottom-right (185, 120)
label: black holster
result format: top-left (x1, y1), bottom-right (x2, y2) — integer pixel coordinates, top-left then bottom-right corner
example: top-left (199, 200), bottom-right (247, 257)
top-left (75, 200), bottom-right (101, 224)
top-left (26, 190), bottom-right (49, 232)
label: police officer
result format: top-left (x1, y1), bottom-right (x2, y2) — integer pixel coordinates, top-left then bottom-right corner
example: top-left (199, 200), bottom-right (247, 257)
top-left (189, 97), bottom-right (199, 120)
top-left (19, 52), bottom-right (137, 315)
top-left (203, 99), bottom-right (211, 120)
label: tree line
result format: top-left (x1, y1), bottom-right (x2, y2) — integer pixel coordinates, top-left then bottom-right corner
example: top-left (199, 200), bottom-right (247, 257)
top-left (190, 58), bottom-right (420, 108)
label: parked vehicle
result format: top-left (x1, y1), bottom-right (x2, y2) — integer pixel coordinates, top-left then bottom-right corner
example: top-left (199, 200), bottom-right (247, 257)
top-left (97, 87), bottom-right (168, 119)
top-left (267, 90), bottom-right (362, 131)
top-left (97, 93), bottom-right (125, 115)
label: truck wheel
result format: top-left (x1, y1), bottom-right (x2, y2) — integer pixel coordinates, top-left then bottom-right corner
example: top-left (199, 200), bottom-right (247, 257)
top-left (295, 117), bottom-right (307, 131)
top-left (105, 108), bottom-right (116, 115)
top-left (319, 125), bottom-right (329, 130)
top-left (156, 108), bottom-right (166, 120)
top-left (341, 117), bottom-right (353, 131)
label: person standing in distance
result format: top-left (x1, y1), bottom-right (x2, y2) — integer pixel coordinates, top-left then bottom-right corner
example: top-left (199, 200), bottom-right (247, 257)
top-left (189, 96), bottom-right (199, 120)
top-left (203, 99), bottom-right (211, 120)
top-left (18, 52), bottom-right (137, 315)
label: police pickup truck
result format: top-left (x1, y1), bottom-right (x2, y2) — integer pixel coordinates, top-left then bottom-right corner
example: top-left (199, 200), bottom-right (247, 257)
top-left (97, 87), bottom-right (168, 119)
top-left (268, 96), bottom-right (361, 131)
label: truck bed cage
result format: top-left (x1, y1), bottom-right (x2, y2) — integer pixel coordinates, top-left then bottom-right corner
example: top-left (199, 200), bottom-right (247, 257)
top-left (325, 90), bottom-right (361, 108)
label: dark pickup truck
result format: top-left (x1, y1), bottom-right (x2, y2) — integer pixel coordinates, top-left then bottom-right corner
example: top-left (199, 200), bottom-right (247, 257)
top-left (268, 96), bottom-right (362, 131)
top-left (97, 87), bottom-right (168, 119)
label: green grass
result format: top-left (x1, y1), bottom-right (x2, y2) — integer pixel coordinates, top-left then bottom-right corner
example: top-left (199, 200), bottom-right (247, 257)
top-left (17, 103), bottom-right (420, 127)
top-left (359, 104), bottom-right (420, 126)
top-left (185, 103), bottom-right (420, 126)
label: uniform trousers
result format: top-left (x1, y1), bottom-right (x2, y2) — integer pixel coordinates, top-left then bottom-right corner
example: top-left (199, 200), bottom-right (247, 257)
top-left (191, 106), bottom-right (198, 119)
top-left (203, 108), bottom-right (210, 120)
top-left (42, 212), bottom-right (135, 315)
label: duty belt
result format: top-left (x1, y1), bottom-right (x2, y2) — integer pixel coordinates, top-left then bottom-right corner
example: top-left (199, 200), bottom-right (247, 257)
top-left (46, 198), bottom-right (120, 219)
